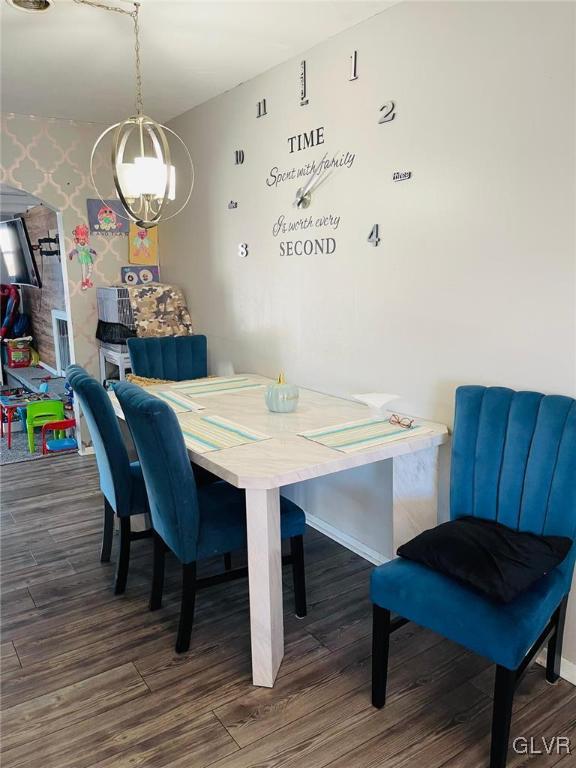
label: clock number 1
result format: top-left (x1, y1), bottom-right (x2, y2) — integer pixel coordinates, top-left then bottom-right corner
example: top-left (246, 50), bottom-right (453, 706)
top-left (378, 101), bottom-right (396, 124)
top-left (368, 224), bottom-right (380, 247)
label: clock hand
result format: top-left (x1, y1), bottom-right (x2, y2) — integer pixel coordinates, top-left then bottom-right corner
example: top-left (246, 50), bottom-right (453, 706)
top-left (294, 154), bottom-right (327, 208)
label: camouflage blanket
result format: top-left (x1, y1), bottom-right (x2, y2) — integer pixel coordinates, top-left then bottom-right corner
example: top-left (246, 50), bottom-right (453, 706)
top-left (127, 284), bottom-right (194, 337)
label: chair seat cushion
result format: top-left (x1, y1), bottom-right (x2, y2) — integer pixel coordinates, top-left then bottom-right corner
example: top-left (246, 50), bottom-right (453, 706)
top-left (370, 553), bottom-right (573, 670)
top-left (196, 481), bottom-right (306, 560)
top-left (397, 516), bottom-right (572, 603)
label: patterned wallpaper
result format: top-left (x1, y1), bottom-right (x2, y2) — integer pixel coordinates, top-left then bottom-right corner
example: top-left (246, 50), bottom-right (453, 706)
top-left (0, 112), bottom-right (133, 376)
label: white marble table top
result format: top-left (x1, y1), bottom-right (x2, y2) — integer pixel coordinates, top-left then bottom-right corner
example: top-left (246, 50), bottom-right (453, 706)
top-left (111, 374), bottom-right (449, 490)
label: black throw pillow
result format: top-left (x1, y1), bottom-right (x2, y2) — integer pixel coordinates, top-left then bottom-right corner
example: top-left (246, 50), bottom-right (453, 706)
top-left (397, 516), bottom-right (572, 603)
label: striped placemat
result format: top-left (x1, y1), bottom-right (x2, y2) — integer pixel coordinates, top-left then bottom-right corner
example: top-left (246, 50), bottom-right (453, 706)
top-left (171, 376), bottom-right (264, 397)
top-left (177, 413), bottom-right (270, 453)
top-left (299, 417), bottom-right (432, 454)
top-left (153, 389), bottom-right (205, 413)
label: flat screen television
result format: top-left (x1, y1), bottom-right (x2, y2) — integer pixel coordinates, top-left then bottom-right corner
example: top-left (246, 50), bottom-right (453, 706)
top-left (0, 217), bottom-right (42, 288)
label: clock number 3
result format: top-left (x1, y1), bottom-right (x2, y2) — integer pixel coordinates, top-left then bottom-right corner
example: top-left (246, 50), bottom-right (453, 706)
top-left (367, 224), bottom-right (380, 247)
top-left (238, 243), bottom-right (249, 258)
top-left (378, 101), bottom-right (396, 124)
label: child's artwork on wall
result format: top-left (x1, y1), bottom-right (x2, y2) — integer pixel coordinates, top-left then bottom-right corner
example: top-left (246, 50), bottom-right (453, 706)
top-left (121, 265), bottom-right (160, 285)
top-left (87, 199), bottom-right (129, 236)
top-left (129, 223), bottom-right (158, 264)
top-left (68, 224), bottom-right (97, 291)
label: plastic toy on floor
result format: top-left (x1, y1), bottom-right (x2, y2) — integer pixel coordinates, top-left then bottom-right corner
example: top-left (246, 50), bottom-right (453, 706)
top-left (25, 400), bottom-right (65, 453)
top-left (41, 419), bottom-right (77, 455)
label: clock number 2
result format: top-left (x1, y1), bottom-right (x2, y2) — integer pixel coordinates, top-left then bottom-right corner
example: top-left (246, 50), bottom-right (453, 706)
top-left (238, 243), bottom-right (249, 258)
top-left (367, 224), bottom-right (380, 247)
top-left (378, 101), bottom-right (396, 124)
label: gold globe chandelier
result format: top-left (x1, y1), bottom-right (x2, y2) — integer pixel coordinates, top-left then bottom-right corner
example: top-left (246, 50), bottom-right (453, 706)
top-left (74, 0), bottom-right (194, 228)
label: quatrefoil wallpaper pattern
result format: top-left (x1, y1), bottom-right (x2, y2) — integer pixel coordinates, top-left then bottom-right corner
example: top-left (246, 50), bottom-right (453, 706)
top-left (1, 112), bottom-right (134, 375)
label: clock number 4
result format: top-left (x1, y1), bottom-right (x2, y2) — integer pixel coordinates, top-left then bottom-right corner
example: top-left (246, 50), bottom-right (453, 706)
top-left (378, 101), bottom-right (396, 124)
top-left (368, 224), bottom-right (380, 247)
top-left (238, 243), bottom-right (249, 258)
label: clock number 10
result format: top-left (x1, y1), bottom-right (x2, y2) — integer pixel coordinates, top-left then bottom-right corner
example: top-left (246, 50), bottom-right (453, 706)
top-left (368, 224), bottom-right (381, 247)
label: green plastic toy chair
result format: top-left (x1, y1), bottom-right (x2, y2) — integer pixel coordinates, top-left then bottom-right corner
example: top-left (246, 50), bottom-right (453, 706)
top-left (25, 400), bottom-right (65, 453)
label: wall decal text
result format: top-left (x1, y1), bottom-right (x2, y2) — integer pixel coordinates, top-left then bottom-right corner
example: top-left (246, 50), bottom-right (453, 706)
top-left (288, 126), bottom-right (324, 153)
top-left (266, 150), bottom-right (355, 189)
top-left (280, 238), bottom-right (336, 257)
top-left (393, 171), bottom-right (411, 182)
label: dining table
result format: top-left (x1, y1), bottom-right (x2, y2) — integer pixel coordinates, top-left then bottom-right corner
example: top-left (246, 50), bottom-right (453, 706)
top-left (109, 373), bottom-right (449, 687)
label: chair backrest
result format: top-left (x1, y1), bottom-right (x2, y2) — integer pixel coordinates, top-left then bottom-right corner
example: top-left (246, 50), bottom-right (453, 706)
top-left (114, 381), bottom-right (200, 563)
top-left (26, 399), bottom-right (65, 423)
top-left (66, 365), bottom-right (133, 516)
top-left (451, 386), bottom-right (576, 541)
top-left (127, 335), bottom-right (207, 381)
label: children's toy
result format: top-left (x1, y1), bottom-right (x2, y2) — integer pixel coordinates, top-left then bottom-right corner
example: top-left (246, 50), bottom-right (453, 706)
top-left (0, 284), bottom-right (20, 340)
top-left (4, 336), bottom-right (33, 368)
top-left (0, 391), bottom-right (56, 449)
top-left (68, 224), bottom-right (96, 290)
top-left (24, 399), bottom-right (65, 453)
top-left (42, 418), bottom-right (77, 455)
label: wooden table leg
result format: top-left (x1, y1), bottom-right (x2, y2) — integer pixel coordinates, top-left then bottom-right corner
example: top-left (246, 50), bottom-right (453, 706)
top-left (245, 487), bottom-right (284, 687)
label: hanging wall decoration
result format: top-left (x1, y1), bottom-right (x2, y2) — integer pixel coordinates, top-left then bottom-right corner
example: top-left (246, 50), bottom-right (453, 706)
top-left (87, 199), bottom-right (129, 235)
top-left (129, 222), bottom-right (158, 265)
top-left (121, 265), bottom-right (160, 285)
top-left (68, 224), bottom-right (97, 291)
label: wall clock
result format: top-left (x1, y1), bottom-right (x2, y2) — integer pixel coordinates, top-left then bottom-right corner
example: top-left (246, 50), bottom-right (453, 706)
top-left (233, 48), bottom-right (408, 258)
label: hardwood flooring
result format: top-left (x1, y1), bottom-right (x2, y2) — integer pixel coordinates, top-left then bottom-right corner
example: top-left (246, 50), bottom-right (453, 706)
top-left (1, 452), bottom-right (574, 767)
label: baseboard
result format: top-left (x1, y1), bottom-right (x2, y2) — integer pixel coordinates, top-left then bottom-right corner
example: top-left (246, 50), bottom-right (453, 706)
top-left (78, 445), bottom-right (95, 457)
top-left (305, 512), bottom-right (389, 566)
top-left (536, 650), bottom-right (576, 686)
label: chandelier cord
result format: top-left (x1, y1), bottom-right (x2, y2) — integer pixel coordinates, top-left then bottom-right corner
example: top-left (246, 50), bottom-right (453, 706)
top-left (73, 0), bottom-right (143, 115)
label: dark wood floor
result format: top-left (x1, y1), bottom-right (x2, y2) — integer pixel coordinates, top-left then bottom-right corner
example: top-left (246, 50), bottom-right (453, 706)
top-left (1, 453), bottom-right (574, 768)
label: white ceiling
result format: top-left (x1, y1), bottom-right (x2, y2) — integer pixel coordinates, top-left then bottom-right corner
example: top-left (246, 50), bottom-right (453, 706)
top-left (0, 0), bottom-right (395, 124)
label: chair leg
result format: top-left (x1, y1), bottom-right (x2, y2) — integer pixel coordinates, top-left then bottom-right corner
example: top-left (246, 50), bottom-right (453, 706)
top-left (100, 499), bottom-right (114, 563)
top-left (490, 665), bottom-right (517, 768)
top-left (546, 596), bottom-right (568, 684)
top-left (224, 552), bottom-right (232, 571)
top-left (372, 605), bottom-right (391, 708)
top-left (27, 423), bottom-right (35, 453)
top-left (114, 517), bottom-right (131, 595)
top-left (149, 533), bottom-right (166, 611)
top-left (175, 562), bottom-right (197, 654)
top-left (290, 535), bottom-right (307, 618)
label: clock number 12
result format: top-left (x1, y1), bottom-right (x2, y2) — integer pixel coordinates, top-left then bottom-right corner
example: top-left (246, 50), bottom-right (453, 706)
top-left (367, 224), bottom-right (381, 247)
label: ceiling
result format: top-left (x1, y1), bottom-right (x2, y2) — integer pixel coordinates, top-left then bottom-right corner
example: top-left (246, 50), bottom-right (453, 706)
top-left (0, 0), bottom-right (396, 124)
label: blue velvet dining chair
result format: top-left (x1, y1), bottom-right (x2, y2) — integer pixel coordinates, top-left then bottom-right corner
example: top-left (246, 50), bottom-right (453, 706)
top-left (67, 365), bottom-right (150, 595)
top-left (114, 381), bottom-right (307, 653)
top-left (127, 335), bottom-right (207, 381)
top-left (371, 386), bottom-right (576, 768)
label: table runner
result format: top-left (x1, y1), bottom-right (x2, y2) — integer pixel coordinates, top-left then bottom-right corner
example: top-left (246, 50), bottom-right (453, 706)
top-left (171, 376), bottom-right (264, 397)
top-left (178, 413), bottom-right (270, 453)
top-left (153, 390), bottom-right (205, 413)
top-left (299, 417), bottom-right (432, 453)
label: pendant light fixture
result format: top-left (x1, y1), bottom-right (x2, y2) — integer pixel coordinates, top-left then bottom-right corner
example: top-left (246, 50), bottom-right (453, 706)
top-left (74, 0), bottom-right (194, 228)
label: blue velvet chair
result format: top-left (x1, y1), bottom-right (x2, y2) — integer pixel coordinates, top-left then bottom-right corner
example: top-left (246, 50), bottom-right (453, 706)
top-left (114, 381), bottom-right (307, 653)
top-left (67, 365), bottom-right (150, 595)
top-left (127, 335), bottom-right (207, 381)
top-left (371, 386), bottom-right (576, 768)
